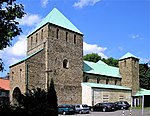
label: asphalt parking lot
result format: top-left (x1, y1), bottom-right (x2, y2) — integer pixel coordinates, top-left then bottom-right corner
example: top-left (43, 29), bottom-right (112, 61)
top-left (59, 108), bottom-right (150, 116)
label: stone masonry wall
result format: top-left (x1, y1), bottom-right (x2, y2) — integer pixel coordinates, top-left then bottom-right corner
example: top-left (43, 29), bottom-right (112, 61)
top-left (119, 58), bottom-right (139, 95)
top-left (83, 73), bottom-right (121, 86)
top-left (26, 50), bottom-right (46, 90)
top-left (46, 24), bottom-right (83, 104)
top-left (9, 62), bottom-right (26, 101)
top-left (27, 24), bottom-right (49, 56)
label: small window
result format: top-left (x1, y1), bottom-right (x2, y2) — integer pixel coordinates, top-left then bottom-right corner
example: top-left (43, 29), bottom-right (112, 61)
top-left (97, 78), bottom-right (99, 83)
top-left (63, 59), bottom-right (69, 69)
top-left (74, 35), bottom-right (76, 44)
top-left (124, 60), bottom-right (126, 67)
top-left (103, 95), bottom-right (109, 102)
top-left (36, 33), bottom-right (38, 42)
top-left (106, 79), bottom-right (109, 84)
top-left (41, 29), bottom-right (43, 39)
top-left (57, 29), bottom-right (59, 39)
top-left (31, 36), bottom-right (33, 45)
top-left (115, 80), bottom-right (117, 85)
top-left (12, 71), bottom-right (14, 81)
top-left (66, 32), bottom-right (68, 42)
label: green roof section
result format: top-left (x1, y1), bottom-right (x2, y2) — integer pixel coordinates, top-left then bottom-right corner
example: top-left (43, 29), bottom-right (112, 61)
top-left (82, 82), bottom-right (131, 91)
top-left (9, 48), bottom-right (44, 67)
top-left (134, 88), bottom-right (150, 96)
top-left (29, 8), bottom-right (82, 36)
top-left (119, 52), bottom-right (139, 60)
top-left (83, 60), bottom-right (121, 78)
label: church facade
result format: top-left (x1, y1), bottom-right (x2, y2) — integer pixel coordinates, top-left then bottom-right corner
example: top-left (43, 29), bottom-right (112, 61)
top-left (9, 8), bottom-right (141, 106)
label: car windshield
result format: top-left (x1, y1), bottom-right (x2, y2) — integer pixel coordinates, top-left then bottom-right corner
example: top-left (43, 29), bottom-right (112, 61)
top-left (82, 104), bottom-right (88, 107)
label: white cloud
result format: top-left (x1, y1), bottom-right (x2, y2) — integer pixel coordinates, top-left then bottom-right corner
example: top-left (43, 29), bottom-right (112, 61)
top-left (73, 0), bottom-right (101, 8)
top-left (83, 42), bottom-right (107, 58)
top-left (41, 0), bottom-right (49, 7)
top-left (129, 34), bottom-right (143, 40)
top-left (8, 35), bottom-right (27, 57)
top-left (19, 14), bottom-right (42, 26)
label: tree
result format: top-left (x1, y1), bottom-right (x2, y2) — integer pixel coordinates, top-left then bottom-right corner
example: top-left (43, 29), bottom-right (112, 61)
top-left (102, 57), bottom-right (118, 67)
top-left (47, 78), bottom-right (58, 116)
top-left (139, 64), bottom-right (150, 90)
top-left (0, 0), bottom-right (26, 71)
top-left (83, 53), bottom-right (101, 63)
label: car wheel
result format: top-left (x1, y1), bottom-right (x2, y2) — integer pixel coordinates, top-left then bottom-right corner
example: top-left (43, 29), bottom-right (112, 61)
top-left (62, 111), bottom-right (66, 115)
top-left (102, 108), bottom-right (106, 112)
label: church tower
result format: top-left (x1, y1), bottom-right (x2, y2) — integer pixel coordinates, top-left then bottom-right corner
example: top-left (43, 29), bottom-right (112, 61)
top-left (27, 8), bottom-right (83, 104)
top-left (119, 52), bottom-right (139, 95)
top-left (10, 8), bottom-right (83, 104)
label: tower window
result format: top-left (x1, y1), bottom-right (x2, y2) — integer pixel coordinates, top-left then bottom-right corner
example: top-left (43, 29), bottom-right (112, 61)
top-left (57, 29), bottom-right (59, 39)
top-left (36, 33), bottom-right (38, 42)
top-left (12, 71), bottom-right (14, 81)
top-left (41, 29), bottom-right (43, 39)
top-left (66, 32), bottom-right (68, 42)
top-left (74, 35), bottom-right (76, 44)
top-left (63, 59), bottom-right (69, 69)
top-left (124, 60), bottom-right (126, 67)
top-left (31, 36), bottom-right (33, 45)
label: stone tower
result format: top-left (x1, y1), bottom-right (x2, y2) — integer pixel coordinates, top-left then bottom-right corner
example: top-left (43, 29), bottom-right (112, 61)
top-left (10, 8), bottom-right (83, 104)
top-left (119, 52), bottom-right (139, 95)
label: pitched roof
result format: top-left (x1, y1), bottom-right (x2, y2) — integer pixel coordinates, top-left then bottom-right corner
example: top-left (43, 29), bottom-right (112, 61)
top-left (82, 82), bottom-right (131, 91)
top-left (134, 88), bottom-right (150, 96)
top-left (119, 52), bottom-right (139, 60)
top-left (28, 8), bottom-right (82, 36)
top-left (9, 48), bottom-right (44, 67)
top-left (83, 60), bottom-right (121, 78)
top-left (0, 78), bottom-right (9, 90)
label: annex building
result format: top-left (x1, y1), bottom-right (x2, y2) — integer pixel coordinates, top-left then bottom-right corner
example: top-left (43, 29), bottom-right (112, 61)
top-left (9, 8), bottom-right (150, 107)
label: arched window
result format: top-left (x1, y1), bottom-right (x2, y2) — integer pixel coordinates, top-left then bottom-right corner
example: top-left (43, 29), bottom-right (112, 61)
top-left (63, 59), bottom-right (69, 69)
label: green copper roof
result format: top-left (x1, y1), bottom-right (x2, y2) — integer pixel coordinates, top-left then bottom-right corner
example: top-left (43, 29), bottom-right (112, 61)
top-left (29, 8), bottom-right (82, 36)
top-left (82, 82), bottom-right (131, 90)
top-left (119, 52), bottom-right (139, 60)
top-left (83, 60), bottom-right (121, 78)
top-left (9, 48), bottom-right (43, 67)
top-left (134, 88), bottom-right (150, 96)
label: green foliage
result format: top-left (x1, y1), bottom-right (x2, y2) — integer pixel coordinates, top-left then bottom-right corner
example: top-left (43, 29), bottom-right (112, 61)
top-left (0, 85), bottom-right (58, 116)
top-left (102, 57), bottom-right (118, 67)
top-left (139, 64), bottom-right (150, 90)
top-left (0, 0), bottom-right (26, 71)
top-left (83, 53), bottom-right (118, 67)
top-left (83, 53), bottom-right (101, 63)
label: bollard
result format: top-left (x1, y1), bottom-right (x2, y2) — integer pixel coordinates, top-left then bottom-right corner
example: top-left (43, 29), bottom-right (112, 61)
top-left (122, 109), bottom-right (125, 116)
top-left (129, 109), bottom-right (132, 115)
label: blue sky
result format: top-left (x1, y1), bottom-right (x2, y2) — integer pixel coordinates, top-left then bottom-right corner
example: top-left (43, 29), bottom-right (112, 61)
top-left (0, 0), bottom-right (149, 76)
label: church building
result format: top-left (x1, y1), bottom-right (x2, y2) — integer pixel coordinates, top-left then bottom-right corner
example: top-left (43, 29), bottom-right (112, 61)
top-left (9, 8), bottom-right (150, 106)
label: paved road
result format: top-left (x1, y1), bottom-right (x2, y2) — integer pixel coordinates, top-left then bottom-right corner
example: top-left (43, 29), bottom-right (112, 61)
top-left (59, 108), bottom-right (150, 116)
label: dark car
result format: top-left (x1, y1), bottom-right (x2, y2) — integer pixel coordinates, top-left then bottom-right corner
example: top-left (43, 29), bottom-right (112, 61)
top-left (92, 102), bottom-right (115, 112)
top-left (114, 101), bottom-right (131, 110)
top-left (58, 104), bottom-right (75, 115)
top-left (75, 104), bottom-right (90, 114)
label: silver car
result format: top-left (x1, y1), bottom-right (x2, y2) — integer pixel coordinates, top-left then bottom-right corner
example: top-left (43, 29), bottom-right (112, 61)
top-left (75, 104), bottom-right (90, 114)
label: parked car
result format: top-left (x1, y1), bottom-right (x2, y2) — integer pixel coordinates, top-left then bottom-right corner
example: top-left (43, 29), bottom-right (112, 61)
top-left (92, 102), bottom-right (115, 112)
top-left (75, 104), bottom-right (90, 114)
top-left (58, 104), bottom-right (75, 115)
top-left (114, 101), bottom-right (131, 110)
